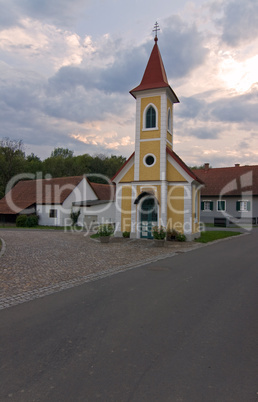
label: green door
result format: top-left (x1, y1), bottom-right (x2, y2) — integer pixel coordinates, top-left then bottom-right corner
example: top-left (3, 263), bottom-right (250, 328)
top-left (140, 197), bottom-right (158, 239)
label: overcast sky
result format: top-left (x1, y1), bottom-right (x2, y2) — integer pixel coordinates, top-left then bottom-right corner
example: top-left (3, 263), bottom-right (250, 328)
top-left (0, 0), bottom-right (258, 167)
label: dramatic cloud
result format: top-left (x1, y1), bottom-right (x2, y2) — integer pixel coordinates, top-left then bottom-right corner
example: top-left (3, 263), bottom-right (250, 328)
top-left (210, 88), bottom-right (258, 123)
top-left (0, 0), bottom-right (89, 28)
top-left (161, 16), bottom-right (209, 78)
top-left (216, 0), bottom-right (258, 46)
top-left (176, 96), bottom-right (204, 119)
top-left (0, 0), bottom-right (257, 167)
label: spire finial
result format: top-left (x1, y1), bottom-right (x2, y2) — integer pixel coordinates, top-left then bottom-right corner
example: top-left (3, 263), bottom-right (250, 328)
top-left (153, 21), bottom-right (160, 42)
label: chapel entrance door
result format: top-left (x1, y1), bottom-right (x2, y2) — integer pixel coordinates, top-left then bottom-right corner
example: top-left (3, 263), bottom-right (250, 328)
top-left (140, 197), bottom-right (158, 239)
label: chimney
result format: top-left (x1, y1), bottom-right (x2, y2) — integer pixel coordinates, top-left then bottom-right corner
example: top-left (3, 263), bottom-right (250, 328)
top-left (235, 163), bottom-right (240, 167)
top-left (204, 163), bottom-right (210, 170)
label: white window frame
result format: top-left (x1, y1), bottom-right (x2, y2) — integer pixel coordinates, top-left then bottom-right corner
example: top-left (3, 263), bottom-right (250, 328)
top-left (49, 209), bottom-right (57, 218)
top-left (203, 201), bottom-right (212, 211)
top-left (143, 153), bottom-right (156, 167)
top-left (167, 107), bottom-right (172, 133)
top-left (238, 200), bottom-right (249, 212)
top-left (142, 103), bottom-right (158, 131)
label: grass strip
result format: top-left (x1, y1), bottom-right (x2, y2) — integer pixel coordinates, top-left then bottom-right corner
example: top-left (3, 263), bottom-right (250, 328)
top-left (196, 230), bottom-right (242, 243)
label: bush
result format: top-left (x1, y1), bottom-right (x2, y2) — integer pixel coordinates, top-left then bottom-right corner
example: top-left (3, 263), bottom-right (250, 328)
top-left (152, 226), bottom-right (166, 240)
top-left (70, 209), bottom-right (80, 226)
top-left (16, 214), bottom-right (39, 227)
top-left (122, 231), bottom-right (130, 238)
top-left (16, 215), bottom-right (28, 227)
top-left (167, 229), bottom-right (186, 242)
top-left (175, 232), bottom-right (186, 242)
top-left (26, 215), bottom-right (39, 227)
top-left (166, 229), bottom-right (177, 241)
top-left (97, 224), bottom-right (114, 237)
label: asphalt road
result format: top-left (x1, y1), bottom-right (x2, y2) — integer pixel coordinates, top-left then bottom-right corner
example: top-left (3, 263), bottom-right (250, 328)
top-left (1, 231), bottom-right (258, 402)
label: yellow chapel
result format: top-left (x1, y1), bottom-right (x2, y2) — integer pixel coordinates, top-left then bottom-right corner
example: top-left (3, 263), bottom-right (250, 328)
top-left (112, 33), bottom-right (203, 240)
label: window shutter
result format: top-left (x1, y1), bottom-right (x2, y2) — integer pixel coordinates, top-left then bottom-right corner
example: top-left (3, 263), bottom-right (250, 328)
top-left (247, 201), bottom-right (251, 211)
top-left (218, 201), bottom-right (225, 211)
top-left (210, 201), bottom-right (214, 211)
top-left (201, 201), bottom-right (204, 210)
top-left (236, 201), bottom-right (240, 211)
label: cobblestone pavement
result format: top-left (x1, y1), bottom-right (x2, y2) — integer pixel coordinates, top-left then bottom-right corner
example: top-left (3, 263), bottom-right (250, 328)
top-left (0, 229), bottom-right (202, 309)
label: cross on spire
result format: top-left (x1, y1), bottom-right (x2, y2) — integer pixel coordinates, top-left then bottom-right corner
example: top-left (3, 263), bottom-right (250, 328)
top-left (153, 22), bottom-right (160, 42)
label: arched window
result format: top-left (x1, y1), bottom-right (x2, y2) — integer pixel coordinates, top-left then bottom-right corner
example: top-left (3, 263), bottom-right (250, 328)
top-left (167, 108), bottom-right (171, 132)
top-left (146, 106), bottom-right (156, 129)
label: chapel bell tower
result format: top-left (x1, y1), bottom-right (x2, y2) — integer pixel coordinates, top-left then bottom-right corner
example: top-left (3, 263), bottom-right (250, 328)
top-left (129, 25), bottom-right (179, 183)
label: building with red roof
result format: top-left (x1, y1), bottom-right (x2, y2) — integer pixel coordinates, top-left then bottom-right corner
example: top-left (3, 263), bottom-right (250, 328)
top-left (0, 175), bottom-right (115, 228)
top-left (193, 163), bottom-right (258, 226)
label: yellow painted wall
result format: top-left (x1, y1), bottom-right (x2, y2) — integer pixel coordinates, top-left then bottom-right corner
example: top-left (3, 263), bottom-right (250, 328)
top-left (141, 131), bottom-right (160, 140)
top-left (120, 164), bottom-right (134, 183)
top-left (167, 185), bottom-right (184, 233)
top-left (139, 141), bottom-right (160, 181)
top-left (121, 186), bottom-right (132, 232)
top-left (166, 133), bottom-right (172, 149)
top-left (167, 160), bottom-right (187, 182)
top-left (167, 98), bottom-right (172, 113)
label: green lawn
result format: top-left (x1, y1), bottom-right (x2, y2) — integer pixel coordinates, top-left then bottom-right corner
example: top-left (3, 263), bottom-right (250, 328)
top-left (0, 225), bottom-right (66, 230)
top-left (196, 230), bottom-right (242, 243)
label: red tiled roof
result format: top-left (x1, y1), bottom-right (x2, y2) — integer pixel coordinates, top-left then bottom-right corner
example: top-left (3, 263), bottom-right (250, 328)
top-left (0, 176), bottom-right (114, 214)
top-left (130, 39), bottom-right (179, 103)
top-left (90, 182), bottom-right (116, 201)
top-left (193, 165), bottom-right (258, 196)
top-left (166, 147), bottom-right (203, 184)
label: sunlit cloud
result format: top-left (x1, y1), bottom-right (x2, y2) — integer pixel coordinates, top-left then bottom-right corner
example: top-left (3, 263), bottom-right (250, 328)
top-left (218, 52), bottom-right (258, 93)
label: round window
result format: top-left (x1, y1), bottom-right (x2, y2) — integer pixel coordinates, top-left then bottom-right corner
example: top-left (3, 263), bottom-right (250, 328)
top-left (144, 154), bottom-right (156, 167)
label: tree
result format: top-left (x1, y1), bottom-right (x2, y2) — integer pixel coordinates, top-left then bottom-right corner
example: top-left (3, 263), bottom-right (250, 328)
top-left (43, 148), bottom-right (75, 177)
top-left (51, 148), bottom-right (74, 158)
top-left (25, 153), bottom-right (43, 174)
top-left (189, 164), bottom-right (212, 170)
top-left (0, 138), bottom-right (26, 197)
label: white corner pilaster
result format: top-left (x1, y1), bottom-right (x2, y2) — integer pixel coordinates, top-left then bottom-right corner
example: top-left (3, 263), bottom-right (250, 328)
top-left (184, 184), bottom-right (192, 235)
top-left (134, 97), bottom-right (141, 181)
top-left (160, 180), bottom-right (168, 227)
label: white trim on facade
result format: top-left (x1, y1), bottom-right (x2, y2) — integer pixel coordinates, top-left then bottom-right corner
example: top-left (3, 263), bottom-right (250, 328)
top-left (160, 92), bottom-right (167, 182)
top-left (140, 138), bottom-right (160, 142)
top-left (184, 184), bottom-right (193, 238)
top-left (112, 154), bottom-right (135, 184)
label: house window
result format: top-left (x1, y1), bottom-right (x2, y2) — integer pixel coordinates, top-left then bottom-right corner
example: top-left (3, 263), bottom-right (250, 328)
top-left (217, 200), bottom-right (226, 211)
top-left (146, 106), bottom-right (156, 128)
top-left (49, 209), bottom-right (57, 218)
top-left (167, 108), bottom-right (171, 132)
top-left (201, 201), bottom-right (213, 211)
top-left (236, 201), bottom-right (251, 212)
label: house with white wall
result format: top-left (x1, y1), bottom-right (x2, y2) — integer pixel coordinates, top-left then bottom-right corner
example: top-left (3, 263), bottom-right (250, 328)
top-left (0, 175), bottom-right (115, 228)
top-left (193, 163), bottom-right (258, 226)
